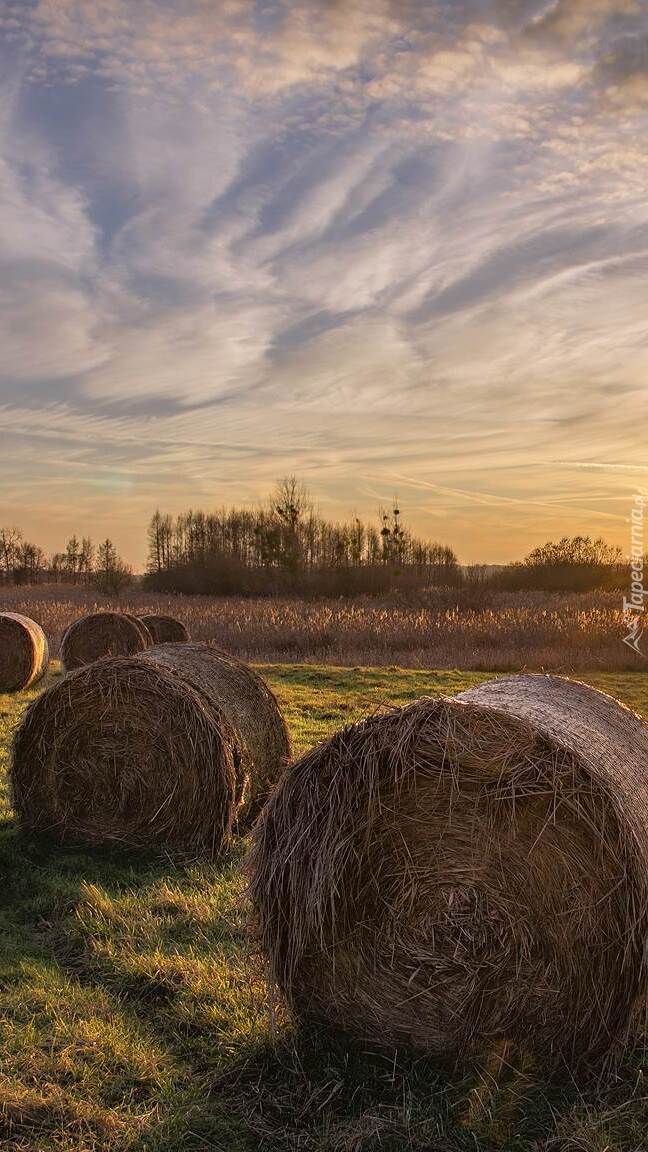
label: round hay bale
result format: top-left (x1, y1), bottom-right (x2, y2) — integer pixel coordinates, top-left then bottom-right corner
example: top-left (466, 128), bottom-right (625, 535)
top-left (0, 613), bottom-right (49, 692)
top-left (11, 642), bottom-right (290, 854)
top-left (142, 643), bottom-right (290, 817)
top-left (60, 612), bottom-right (152, 671)
top-left (138, 614), bottom-right (189, 644)
top-left (249, 675), bottom-right (648, 1069)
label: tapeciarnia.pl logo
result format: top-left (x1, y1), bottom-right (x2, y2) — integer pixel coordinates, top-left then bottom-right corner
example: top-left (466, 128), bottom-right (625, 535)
top-left (622, 489), bottom-right (647, 656)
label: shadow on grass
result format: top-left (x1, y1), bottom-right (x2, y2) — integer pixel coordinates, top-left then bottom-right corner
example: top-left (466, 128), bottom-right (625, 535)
top-left (0, 817), bottom-right (264, 1149)
top-left (172, 1026), bottom-right (574, 1152)
top-left (0, 820), bottom-right (186, 929)
top-left (1, 817), bottom-right (643, 1152)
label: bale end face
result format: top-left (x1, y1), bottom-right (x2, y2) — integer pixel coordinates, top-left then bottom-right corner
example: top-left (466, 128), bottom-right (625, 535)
top-left (60, 612), bottom-right (152, 671)
top-left (0, 613), bottom-right (49, 693)
top-left (11, 641), bottom-right (289, 855)
top-left (138, 614), bottom-right (189, 644)
top-left (249, 675), bottom-right (648, 1070)
top-left (11, 655), bottom-right (236, 855)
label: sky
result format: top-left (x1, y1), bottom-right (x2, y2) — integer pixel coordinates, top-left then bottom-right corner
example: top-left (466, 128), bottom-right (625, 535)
top-left (1, 0), bottom-right (648, 567)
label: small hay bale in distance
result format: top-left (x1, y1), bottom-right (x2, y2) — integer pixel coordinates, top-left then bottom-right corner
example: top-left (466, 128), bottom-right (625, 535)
top-left (11, 642), bottom-right (290, 855)
top-left (249, 675), bottom-right (648, 1069)
top-left (138, 613), bottom-right (189, 644)
top-left (60, 611), bottom-right (152, 671)
top-left (0, 613), bottom-right (49, 693)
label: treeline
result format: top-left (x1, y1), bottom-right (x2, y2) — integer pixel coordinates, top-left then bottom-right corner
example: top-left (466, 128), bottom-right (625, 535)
top-left (145, 478), bottom-right (460, 596)
top-left (0, 527), bottom-right (132, 596)
top-left (1, 472), bottom-right (639, 599)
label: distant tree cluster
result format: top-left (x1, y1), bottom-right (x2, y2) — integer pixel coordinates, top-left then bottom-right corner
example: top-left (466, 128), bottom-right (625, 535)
top-left (0, 527), bottom-right (132, 596)
top-left (145, 477), bottom-right (460, 596)
top-left (50, 535), bottom-right (96, 583)
top-left (498, 535), bottom-right (628, 592)
top-left (0, 526), bottom-right (47, 586)
top-left (523, 536), bottom-right (623, 568)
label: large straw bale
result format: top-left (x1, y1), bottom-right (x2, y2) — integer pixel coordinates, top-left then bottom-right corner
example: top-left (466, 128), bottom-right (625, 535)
top-left (0, 613), bottom-right (48, 692)
top-left (12, 642), bottom-right (289, 854)
top-left (138, 614), bottom-right (189, 644)
top-left (249, 675), bottom-right (648, 1068)
top-left (60, 612), bottom-right (152, 670)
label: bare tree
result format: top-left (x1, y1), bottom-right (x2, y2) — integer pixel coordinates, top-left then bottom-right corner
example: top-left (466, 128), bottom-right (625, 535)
top-left (79, 537), bottom-right (95, 581)
top-left (270, 476), bottom-right (313, 576)
top-left (14, 541), bottom-right (47, 584)
top-left (0, 526), bottom-right (22, 581)
top-left (94, 539), bottom-right (133, 598)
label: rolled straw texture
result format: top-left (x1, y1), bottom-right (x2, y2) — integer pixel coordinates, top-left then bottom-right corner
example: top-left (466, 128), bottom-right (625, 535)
top-left (138, 614), bottom-right (189, 644)
top-left (12, 642), bottom-right (289, 854)
top-left (0, 613), bottom-right (48, 692)
top-left (61, 612), bottom-right (152, 671)
top-left (249, 674), bottom-right (648, 1068)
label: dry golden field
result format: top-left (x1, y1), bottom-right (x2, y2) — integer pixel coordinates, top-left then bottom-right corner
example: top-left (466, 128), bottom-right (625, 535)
top-left (0, 582), bottom-right (643, 671)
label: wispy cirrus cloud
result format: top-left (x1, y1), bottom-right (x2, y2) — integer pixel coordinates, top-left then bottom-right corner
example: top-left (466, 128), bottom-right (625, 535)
top-left (1, 0), bottom-right (647, 563)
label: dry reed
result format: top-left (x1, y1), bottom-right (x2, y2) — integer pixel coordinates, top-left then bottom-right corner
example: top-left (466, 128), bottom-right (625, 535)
top-left (0, 585), bottom-right (639, 671)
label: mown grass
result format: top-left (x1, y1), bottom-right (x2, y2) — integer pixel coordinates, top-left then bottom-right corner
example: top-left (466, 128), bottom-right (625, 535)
top-left (1, 666), bottom-right (648, 1150)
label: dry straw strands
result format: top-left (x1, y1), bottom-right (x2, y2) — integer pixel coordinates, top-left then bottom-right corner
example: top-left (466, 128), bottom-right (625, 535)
top-left (60, 612), bottom-right (152, 671)
top-left (0, 613), bottom-right (49, 693)
top-left (138, 614), bottom-right (189, 644)
top-left (12, 642), bottom-right (289, 855)
top-left (249, 674), bottom-right (648, 1070)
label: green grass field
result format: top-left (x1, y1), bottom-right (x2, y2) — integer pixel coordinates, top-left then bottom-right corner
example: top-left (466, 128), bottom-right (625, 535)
top-left (2, 666), bottom-right (648, 1151)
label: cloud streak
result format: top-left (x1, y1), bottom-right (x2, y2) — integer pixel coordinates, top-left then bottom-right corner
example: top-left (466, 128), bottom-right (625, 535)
top-left (1, 1), bottom-right (647, 563)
